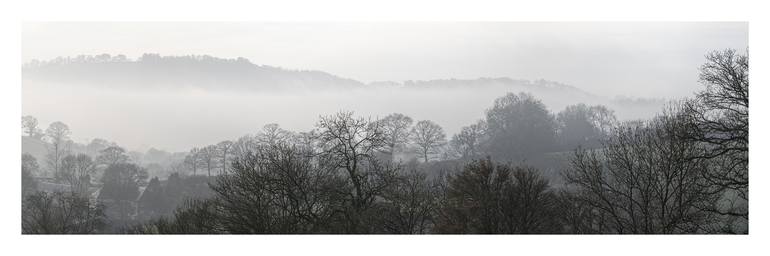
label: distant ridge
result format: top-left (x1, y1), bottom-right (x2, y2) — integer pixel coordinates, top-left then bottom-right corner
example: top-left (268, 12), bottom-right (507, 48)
top-left (22, 54), bottom-right (665, 109)
top-left (23, 54), bottom-right (364, 91)
top-left (23, 54), bottom-right (592, 95)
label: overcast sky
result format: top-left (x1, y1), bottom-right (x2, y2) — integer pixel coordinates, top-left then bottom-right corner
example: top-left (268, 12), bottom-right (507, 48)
top-left (23, 22), bottom-right (746, 98)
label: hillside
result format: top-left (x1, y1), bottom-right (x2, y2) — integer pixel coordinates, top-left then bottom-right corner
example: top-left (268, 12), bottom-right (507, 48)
top-left (23, 54), bottom-right (600, 98)
top-left (22, 54), bottom-right (365, 91)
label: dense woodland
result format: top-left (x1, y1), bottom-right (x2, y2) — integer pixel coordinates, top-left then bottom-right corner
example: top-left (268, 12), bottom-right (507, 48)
top-left (21, 49), bottom-right (748, 234)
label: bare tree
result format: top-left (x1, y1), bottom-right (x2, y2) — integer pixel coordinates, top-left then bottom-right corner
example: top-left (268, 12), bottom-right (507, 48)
top-left (22, 115), bottom-right (42, 138)
top-left (377, 113), bottom-right (414, 160)
top-left (184, 147), bottom-right (202, 176)
top-left (435, 158), bottom-right (562, 233)
top-left (380, 169), bottom-right (437, 234)
top-left (212, 144), bottom-right (345, 233)
top-left (411, 120), bottom-right (446, 163)
top-left (316, 111), bottom-right (396, 232)
top-left (200, 145), bottom-right (219, 177)
top-left (257, 123), bottom-right (291, 146)
top-left (45, 121), bottom-right (71, 180)
top-left (450, 120), bottom-right (486, 160)
top-left (217, 140), bottom-right (234, 174)
top-left (564, 107), bottom-right (720, 234)
top-left (317, 111), bottom-right (386, 186)
top-left (60, 154), bottom-right (96, 195)
top-left (501, 167), bottom-right (563, 233)
top-left (683, 49), bottom-right (748, 222)
top-left (231, 135), bottom-right (259, 160)
top-left (589, 105), bottom-right (618, 137)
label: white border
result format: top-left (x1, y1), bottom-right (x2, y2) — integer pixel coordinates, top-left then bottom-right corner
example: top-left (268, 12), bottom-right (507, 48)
top-left (1, 1), bottom-right (768, 256)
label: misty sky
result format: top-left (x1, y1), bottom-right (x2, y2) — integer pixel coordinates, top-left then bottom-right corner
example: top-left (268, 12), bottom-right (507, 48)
top-left (23, 22), bottom-right (747, 98)
top-left (22, 22), bottom-right (749, 152)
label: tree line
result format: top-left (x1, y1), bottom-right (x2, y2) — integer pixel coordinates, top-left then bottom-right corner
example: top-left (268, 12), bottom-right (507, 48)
top-left (21, 49), bottom-right (748, 234)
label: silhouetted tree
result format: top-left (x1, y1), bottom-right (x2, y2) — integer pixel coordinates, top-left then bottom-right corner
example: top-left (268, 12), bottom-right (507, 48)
top-left (555, 190), bottom-right (601, 234)
top-left (377, 113), bottom-right (414, 160)
top-left (564, 107), bottom-right (720, 233)
top-left (380, 169), bottom-right (437, 234)
top-left (435, 158), bottom-right (563, 233)
top-left (316, 111), bottom-right (398, 232)
top-left (212, 144), bottom-right (345, 233)
top-left (500, 167), bottom-right (564, 233)
top-left (683, 49), bottom-right (749, 224)
top-left (411, 120), bottom-right (446, 163)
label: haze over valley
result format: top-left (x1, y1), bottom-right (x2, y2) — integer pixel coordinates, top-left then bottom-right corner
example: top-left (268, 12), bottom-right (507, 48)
top-left (24, 54), bottom-right (669, 152)
top-left (19, 22), bottom-right (749, 235)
